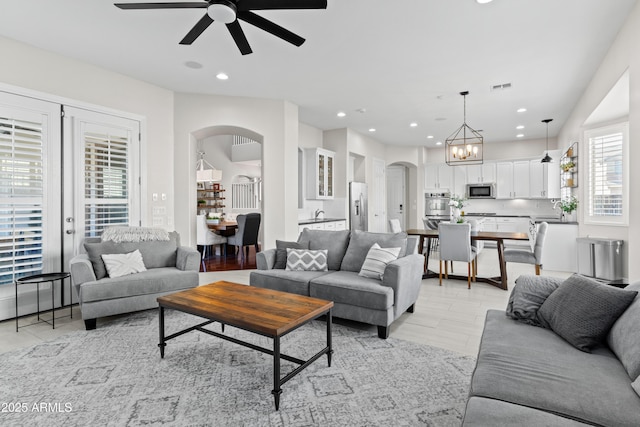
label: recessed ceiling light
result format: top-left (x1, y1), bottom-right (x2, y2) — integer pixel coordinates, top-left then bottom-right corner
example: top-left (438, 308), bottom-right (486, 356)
top-left (436, 141), bottom-right (443, 146)
top-left (427, 135), bottom-right (434, 139)
top-left (216, 72), bottom-right (229, 80)
top-left (517, 134), bottom-right (524, 138)
top-left (410, 122), bottom-right (418, 127)
top-left (516, 125), bottom-right (525, 130)
top-left (517, 108), bottom-right (527, 113)
top-left (185, 61), bottom-right (203, 69)
top-left (369, 128), bottom-right (376, 132)
top-left (476, 0), bottom-right (494, 4)
top-left (337, 111), bottom-right (346, 118)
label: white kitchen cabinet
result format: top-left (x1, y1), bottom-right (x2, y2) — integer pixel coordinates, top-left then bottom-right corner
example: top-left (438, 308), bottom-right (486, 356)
top-left (452, 166), bottom-right (467, 198)
top-left (466, 163), bottom-right (496, 183)
top-left (497, 161), bottom-right (530, 199)
top-left (305, 148), bottom-right (335, 199)
top-left (298, 220), bottom-right (346, 234)
top-left (425, 163), bottom-right (452, 190)
top-left (530, 159), bottom-right (561, 199)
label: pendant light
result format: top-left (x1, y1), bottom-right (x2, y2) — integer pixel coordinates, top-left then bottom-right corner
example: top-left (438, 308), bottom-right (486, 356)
top-left (196, 151), bottom-right (223, 182)
top-left (541, 119), bottom-right (553, 163)
top-left (445, 91), bottom-right (483, 166)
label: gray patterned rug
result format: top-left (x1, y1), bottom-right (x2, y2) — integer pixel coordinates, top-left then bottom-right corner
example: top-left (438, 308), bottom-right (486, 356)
top-left (0, 310), bottom-right (475, 426)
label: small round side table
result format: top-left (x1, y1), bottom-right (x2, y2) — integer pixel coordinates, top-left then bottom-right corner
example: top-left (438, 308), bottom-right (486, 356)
top-left (15, 272), bottom-right (72, 332)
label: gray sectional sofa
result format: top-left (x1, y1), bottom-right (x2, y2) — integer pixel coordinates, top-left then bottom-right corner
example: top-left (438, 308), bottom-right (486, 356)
top-left (463, 275), bottom-right (640, 426)
top-left (250, 229), bottom-right (424, 338)
top-left (69, 231), bottom-right (200, 330)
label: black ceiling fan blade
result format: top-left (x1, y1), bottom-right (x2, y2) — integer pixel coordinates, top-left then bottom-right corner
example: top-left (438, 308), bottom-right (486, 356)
top-left (226, 20), bottom-right (253, 55)
top-left (179, 13), bottom-right (214, 45)
top-left (237, 0), bottom-right (327, 11)
top-left (238, 11), bottom-right (305, 47)
top-left (115, 2), bottom-right (207, 10)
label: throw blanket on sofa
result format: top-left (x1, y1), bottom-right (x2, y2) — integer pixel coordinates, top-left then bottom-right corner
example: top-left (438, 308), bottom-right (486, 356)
top-left (101, 226), bottom-right (170, 243)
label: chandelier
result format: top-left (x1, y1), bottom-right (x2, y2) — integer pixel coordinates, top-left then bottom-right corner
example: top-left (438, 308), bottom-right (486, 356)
top-left (445, 91), bottom-right (483, 166)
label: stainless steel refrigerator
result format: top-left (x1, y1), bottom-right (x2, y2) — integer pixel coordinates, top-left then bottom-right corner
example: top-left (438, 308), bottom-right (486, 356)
top-left (349, 182), bottom-right (368, 231)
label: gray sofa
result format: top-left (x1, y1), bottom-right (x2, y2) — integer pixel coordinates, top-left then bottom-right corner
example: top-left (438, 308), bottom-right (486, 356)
top-left (250, 229), bottom-right (424, 338)
top-left (463, 275), bottom-right (640, 426)
top-left (69, 231), bottom-right (200, 330)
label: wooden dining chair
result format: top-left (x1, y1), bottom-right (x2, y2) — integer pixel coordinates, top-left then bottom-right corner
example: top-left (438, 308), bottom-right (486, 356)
top-left (438, 222), bottom-right (477, 289)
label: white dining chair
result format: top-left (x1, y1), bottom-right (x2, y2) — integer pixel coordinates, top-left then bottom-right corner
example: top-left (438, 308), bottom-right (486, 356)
top-left (438, 222), bottom-right (477, 288)
top-left (389, 218), bottom-right (402, 233)
top-left (504, 221), bottom-right (548, 275)
top-left (196, 215), bottom-right (227, 270)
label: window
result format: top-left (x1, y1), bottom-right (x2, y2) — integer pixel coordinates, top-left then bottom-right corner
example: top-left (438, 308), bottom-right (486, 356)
top-left (585, 123), bottom-right (628, 225)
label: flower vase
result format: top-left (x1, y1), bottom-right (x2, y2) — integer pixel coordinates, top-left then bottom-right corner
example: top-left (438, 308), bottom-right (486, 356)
top-left (451, 207), bottom-right (461, 223)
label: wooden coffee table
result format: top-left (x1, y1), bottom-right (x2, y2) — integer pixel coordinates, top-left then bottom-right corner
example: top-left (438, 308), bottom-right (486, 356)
top-left (156, 281), bottom-right (334, 410)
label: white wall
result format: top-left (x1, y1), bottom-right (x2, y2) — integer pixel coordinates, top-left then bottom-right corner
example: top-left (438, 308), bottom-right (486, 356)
top-left (556, 1), bottom-right (640, 280)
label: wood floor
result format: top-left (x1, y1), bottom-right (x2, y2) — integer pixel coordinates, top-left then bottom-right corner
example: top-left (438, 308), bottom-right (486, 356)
top-left (0, 248), bottom-right (572, 357)
top-left (199, 245), bottom-right (258, 271)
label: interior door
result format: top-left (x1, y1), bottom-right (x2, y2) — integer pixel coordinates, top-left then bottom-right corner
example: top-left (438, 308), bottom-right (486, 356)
top-left (386, 165), bottom-right (406, 230)
top-left (62, 107), bottom-right (141, 268)
top-left (371, 158), bottom-right (386, 232)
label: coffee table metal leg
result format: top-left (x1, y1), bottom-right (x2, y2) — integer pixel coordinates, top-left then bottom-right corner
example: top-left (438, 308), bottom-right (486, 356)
top-left (327, 309), bottom-right (333, 367)
top-left (158, 306), bottom-right (166, 358)
top-left (272, 336), bottom-right (282, 410)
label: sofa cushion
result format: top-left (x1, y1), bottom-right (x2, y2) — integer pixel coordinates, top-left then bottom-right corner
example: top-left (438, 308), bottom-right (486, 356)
top-left (607, 282), bottom-right (640, 380)
top-left (632, 376), bottom-right (640, 398)
top-left (340, 231), bottom-right (407, 273)
top-left (79, 267), bottom-right (198, 303)
top-left (102, 250), bottom-right (147, 278)
top-left (274, 240), bottom-right (309, 269)
top-left (285, 248), bottom-right (328, 271)
top-left (463, 396), bottom-right (590, 427)
top-left (249, 269), bottom-right (330, 296)
top-left (309, 271), bottom-right (393, 311)
top-left (358, 243), bottom-right (401, 280)
top-left (84, 232), bottom-right (179, 279)
top-left (505, 275), bottom-right (562, 327)
top-left (297, 229), bottom-right (350, 271)
top-left (538, 274), bottom-right (637, 352)
top-left (470, 310), bottom-right (640, 427)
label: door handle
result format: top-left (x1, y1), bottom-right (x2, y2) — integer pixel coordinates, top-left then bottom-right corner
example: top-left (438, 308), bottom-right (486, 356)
top-left (66, 230), bottom-right (75, 234)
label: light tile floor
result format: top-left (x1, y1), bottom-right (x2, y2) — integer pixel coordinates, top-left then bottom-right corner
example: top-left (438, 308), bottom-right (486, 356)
top-left (0, 248), bottom-right (571, 356)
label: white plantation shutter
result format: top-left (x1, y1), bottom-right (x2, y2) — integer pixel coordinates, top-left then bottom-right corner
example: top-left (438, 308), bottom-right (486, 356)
top-left (0, 115), bottom-right (45, 284)
top-left (83, 129), bottom-right (130, 237)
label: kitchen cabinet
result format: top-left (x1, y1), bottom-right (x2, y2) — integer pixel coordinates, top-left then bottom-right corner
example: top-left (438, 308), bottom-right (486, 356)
top-left (540, 223), bottom-right (578, 272)
top-left (530, 156), bottom-right (561, 199)
top-left (425, 163), bottom-right (452, 190)
top-left (466, 163), bottom-right (496, 183)
top-left (306, 148), bottom-right (335, 199)
top-left (496, 161), bottom-right (530, 199)
top-left (452, 166), bottom-right (467, 198)
top-left (482, 216), bottom-right (530, 247)
top-left (298, 220), bottom-right (346, 234)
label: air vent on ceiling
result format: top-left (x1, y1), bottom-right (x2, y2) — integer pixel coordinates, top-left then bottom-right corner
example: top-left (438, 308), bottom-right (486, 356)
top-left (491, 83), bottom-right (512, 91)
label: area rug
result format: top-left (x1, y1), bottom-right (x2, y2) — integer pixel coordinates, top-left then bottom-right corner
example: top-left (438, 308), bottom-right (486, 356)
top-left (0, 310), bottom-right (475, 426)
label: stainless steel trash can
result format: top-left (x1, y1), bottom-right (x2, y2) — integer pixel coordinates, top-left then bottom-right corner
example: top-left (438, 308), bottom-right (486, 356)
top-left (577, 237), bottom-right (624, 281)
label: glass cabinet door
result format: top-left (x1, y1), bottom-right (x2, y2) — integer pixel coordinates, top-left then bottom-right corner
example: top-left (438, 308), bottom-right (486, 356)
top-left (318, 153), bottom-right (325, 196)
top-left (327, 155), bottom-right (333, 197)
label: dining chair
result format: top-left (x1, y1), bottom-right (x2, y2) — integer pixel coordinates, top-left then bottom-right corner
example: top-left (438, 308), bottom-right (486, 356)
top-left (467, 219), bottom-right (484, 276)
top-left (504, 221), bottom-right (548, 275)
top-left (389, 218), bottom-right (402, 233)
top-left (438, 222), bottom-right (477, 288)
top-left (196, 215), bottom-right (227, 271)
top-left (227, 212), bottom-right (261, 265)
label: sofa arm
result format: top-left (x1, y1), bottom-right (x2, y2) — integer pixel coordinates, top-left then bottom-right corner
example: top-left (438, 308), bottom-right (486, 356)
top-left (382, 253), bottom-right (424, 315)
top-left (257, 249), bottom-right (277, 270)
top-left (177, 246), bottom-right (201, 271)
top-left (69, 254), bottom-right (97, 299)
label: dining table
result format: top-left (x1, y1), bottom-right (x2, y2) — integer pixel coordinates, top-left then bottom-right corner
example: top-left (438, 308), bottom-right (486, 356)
top-left (207, 220), bottom-right (238, 237)
top-left (407, 229), bottom-right (529, 290)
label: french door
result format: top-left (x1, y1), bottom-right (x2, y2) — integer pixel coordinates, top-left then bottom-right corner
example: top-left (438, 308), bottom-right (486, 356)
top-left (0, 92), bottom-right (140, 320)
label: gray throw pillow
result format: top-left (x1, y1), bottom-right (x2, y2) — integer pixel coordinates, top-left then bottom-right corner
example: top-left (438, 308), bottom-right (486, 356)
top-left (538, 274), bottom-right (638, 352)
top-left (274, 240), bottom-right (309, 269)
top-left (340, 230), bottom-right (407, 273)
top-left (297, 229), bottom-right (351, 271)
top-left (607, 282), bottom-right (640, 379)
top-left (506, 275), bottom-right (562, 327)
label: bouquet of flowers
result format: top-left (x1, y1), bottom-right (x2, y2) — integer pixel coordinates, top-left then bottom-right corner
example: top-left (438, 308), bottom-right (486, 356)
top-left (559, 196), bottom-right (578, 213)
top-left (449, 194), bottom-right (467, 210)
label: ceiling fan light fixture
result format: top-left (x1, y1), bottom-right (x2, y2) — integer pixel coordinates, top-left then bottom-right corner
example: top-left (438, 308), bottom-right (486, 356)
top-left (208, 1), bottom-right (237, 24)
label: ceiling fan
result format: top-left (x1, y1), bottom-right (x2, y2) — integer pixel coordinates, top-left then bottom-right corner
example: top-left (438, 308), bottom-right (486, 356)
top-left (114, 0), bottom-right (328, 55)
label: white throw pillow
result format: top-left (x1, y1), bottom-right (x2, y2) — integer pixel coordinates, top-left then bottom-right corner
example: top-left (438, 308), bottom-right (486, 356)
top-left (285, 248), bottom-right (328, 271)
top-left (359, 243), bottom-right (401, 280)
top-left (101, 249), bottom-right (147, 278)
top-left (632, 376), bottom-right (640, 398)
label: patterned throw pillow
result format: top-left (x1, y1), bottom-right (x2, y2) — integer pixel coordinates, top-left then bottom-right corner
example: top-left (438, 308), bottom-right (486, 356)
top-left (274, 240), bottom-right (309, 269)
top-left (359, 243), bottom-right (401, 280)
top-left (285, 248), bottom-right (328, 271)
top-left (101, 250), bottom-right (147, 278)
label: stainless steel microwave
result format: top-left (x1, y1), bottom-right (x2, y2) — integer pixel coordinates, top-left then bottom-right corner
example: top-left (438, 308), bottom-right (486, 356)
top-left (467, 183), bottom-right (496, 199)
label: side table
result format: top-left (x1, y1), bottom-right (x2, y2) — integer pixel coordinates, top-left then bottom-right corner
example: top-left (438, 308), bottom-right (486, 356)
top-left (15, 272), bottom-right (72, 332)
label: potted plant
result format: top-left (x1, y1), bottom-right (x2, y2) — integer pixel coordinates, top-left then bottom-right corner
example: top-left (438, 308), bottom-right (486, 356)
top-left (207, 214), bottom-right (220, 225)
top-left (560, 161), bottom-right (576, 172)
top-left (449, 194), bottom-right (468, 223)
top-left (558, 196), bottom-right (578, 222)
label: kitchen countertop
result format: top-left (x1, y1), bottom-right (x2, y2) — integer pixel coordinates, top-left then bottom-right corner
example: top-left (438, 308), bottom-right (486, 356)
top-left (463, 213), bottom-right (576, 224)
top-left (298, 217), bottom-right (346, 225)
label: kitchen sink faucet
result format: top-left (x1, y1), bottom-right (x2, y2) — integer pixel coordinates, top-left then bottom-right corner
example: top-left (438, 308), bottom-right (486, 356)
top-left (315, 209), bottom-right (324, 219)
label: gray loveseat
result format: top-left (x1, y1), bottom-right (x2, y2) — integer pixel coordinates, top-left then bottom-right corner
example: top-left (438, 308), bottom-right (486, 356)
top-left (69, 231), bottom-right (200, 330)
top-left (463, 275), bottom-right (640, 426)
top-left (250, 229), bottom-right (424, 338)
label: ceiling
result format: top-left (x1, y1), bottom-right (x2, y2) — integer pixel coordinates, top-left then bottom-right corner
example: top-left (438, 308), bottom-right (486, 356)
top-left (0, 0), bottom-right (635, 146)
